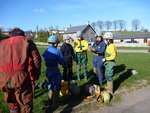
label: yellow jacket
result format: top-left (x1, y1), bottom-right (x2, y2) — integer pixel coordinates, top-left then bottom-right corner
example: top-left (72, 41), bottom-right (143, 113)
top-left (74, 39), bottom-right (88, 52)
top-left (105, 43), bottom-right (117, 61)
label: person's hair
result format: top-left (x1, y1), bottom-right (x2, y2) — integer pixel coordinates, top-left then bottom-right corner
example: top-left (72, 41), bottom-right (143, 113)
top-left (108, 39), bottom-right (113, 43)
top-left (9, 28), bottom-right (25, 37)
top-left (96, 35), bottom-right (103, 41)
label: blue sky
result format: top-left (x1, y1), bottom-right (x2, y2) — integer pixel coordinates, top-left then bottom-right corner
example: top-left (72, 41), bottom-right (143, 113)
top-left (0, 0), bottom-right (150, 31)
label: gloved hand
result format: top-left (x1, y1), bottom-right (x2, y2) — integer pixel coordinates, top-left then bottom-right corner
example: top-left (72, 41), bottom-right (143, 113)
top-left (91, 47), bottom-right (96, 52)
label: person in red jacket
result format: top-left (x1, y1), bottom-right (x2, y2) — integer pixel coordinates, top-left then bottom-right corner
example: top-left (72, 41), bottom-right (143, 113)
top-left (0, 28), bottom-right (41, 113)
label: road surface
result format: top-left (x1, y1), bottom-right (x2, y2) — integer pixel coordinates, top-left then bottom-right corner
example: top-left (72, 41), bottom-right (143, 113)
top-left (91, 86), bottom-right (150, 113)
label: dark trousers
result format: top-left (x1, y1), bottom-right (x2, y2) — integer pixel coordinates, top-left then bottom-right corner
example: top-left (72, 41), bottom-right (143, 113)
top-left (63, 59), bottom-right (73, 81)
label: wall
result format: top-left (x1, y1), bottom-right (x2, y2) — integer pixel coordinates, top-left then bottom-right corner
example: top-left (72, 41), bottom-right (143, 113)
top-left (82, 26), bottom-right (96, 41)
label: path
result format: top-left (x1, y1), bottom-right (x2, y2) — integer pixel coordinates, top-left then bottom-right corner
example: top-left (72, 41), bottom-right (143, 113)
top-left (91, 86), bottom-right (150, 113)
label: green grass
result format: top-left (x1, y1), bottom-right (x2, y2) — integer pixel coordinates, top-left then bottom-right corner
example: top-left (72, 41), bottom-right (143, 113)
top-left (0, 47), bottom-right (150, 113)
top-left (114, 53), bottom-right (150, 88)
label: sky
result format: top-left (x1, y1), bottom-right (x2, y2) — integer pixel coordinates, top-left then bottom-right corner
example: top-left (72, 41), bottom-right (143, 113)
top-left (0, 0), bottom-right (150, 31)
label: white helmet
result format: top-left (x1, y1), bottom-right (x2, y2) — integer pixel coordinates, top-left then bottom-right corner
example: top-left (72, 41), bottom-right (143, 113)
top-left (103, 32), bottom-right (113, 39)
top-left (63, 35), bottom-right (70, 40)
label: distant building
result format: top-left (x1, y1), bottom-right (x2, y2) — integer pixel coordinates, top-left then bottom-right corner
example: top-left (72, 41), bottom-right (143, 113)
top-left (113, 33), bottom-right (150, 46)
top-left (49, 29), bottom-right (65, 34)
top-left (63, 24), bottom-right (96, 41)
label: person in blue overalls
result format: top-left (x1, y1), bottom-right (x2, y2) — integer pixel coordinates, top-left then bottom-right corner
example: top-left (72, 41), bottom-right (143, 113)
top-left (90, 35), bottom-right (106, 95)
top-left (43, 34), bottom-right (66, 111)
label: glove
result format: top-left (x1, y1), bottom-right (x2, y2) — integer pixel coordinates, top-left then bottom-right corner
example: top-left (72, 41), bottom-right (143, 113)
top-left (90, 47), bottom-right (96, 52)
top-left (102, 58), bottom-right (106, 62)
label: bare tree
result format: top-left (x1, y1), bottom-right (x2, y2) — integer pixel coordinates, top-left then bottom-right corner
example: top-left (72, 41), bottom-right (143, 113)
top-left (132, 19), bottom-right (141, 31)
top-left (113, 20), bottom-right (118, 31)
top-left (105, 21), bottom-right (112, 31)
top-left (97, 21), bottom-right (104, 31)
top-left (55, 25), bottom-right (59, 30)
top-left (118, 20), bottom-right (126, 31)
top-left (91, 22), bottom-right (96, 30)
top-left (0, 26), bottom-right (4, 33)
top-left (49, 26), bottom-right (54, 30)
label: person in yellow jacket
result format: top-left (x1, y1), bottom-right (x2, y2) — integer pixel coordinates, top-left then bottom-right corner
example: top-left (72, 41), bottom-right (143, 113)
top-left (74, 31), bottom-right (89, 80)
top-left (103, 32), bottom-right (117, 95)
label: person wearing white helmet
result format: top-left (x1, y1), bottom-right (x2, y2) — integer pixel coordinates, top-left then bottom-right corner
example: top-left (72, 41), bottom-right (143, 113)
top-left (43, 34), bottom-right (66, 111)
top-left (74, 31), bottom-right (89, 80)
top-left (60, 35), bottom-right (75, 82)
top-left (103, 32), bottom-right (117, 95)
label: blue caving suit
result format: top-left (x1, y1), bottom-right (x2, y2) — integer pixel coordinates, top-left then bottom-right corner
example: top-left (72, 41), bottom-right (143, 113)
top-left (43, 45), bottom-right (65, 92)
top-left (92, 40), bottom-right (106, 85)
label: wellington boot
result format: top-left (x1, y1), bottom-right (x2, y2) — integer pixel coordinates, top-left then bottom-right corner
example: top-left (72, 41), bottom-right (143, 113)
top-left (106, 81), bottom-right (113, 95)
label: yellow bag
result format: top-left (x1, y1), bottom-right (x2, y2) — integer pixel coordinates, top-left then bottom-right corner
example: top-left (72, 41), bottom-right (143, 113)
top-left (60, 81), bottom-right (69, 96)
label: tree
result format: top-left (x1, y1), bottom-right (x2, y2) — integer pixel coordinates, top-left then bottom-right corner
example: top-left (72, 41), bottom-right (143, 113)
top-left (113, 20), bottom-right (118, 31)
top-left (118, 20), bottom-right (126, 31)
top-left (91, 22), bottom-right (96, 30)
top-left (0, 26), bottom-right (4, 33)
top-left (49, 26), bottom-right (54, 30)
top-left (132, 19), bottom-right (141, 31)
top-left (97, 21), bottom-right (104, 31)
top-left (36, 29), bottom-right (49, 42)
top-left (105, 21), bottom-right (112, 31)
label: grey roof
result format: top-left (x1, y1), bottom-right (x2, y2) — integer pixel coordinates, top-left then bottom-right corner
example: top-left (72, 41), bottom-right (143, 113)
top-left (65, 25), bottom-right (88, 33)
top-left (113, 33), bottom-right (150, 39)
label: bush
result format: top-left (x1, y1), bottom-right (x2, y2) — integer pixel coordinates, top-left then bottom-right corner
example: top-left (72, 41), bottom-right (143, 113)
top-left (36, 31), bottom-right (49, 42)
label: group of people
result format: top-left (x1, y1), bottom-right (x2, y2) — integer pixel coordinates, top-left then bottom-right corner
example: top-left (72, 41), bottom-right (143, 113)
top-left (0, 28), bottom-right (117, 113)
top-left (42, 31), bottom-right (117, 111)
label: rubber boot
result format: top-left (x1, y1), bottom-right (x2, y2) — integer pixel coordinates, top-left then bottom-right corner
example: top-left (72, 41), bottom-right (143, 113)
top-left (107, 81), bottom-right (113, 95)
top-left (8, 103), bottom-right (19, 113)
top-left (96, 85), bottom-right (103, 102)
top-left (45, 90), bottom-right (53, 113)
top-left (51, 92), bottom-right (59, 111)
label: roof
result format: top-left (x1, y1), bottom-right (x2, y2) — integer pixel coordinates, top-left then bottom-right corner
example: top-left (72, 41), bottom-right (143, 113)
top-left (65, 24), bottom-right (89, 33)
top-left (113, 33), bottom-right (150, 39)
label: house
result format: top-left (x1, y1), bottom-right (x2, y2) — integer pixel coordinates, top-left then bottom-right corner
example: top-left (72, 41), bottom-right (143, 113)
top-left (63, 24), bottom-right (97, 41)
top-left (113, 33), bottom-right (150, 46)
top-left (49, 29), bottom-right (65, 34)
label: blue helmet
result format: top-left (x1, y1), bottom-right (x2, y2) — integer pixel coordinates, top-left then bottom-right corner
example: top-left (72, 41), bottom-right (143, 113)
top-left (48, 35), bottom-right (58, 43)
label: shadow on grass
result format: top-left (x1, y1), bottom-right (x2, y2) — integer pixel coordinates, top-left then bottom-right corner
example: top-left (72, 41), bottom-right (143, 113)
top-left (40, 65), bottom-right (133, 113)
top-left (114, 68), bottom-right (133, 92)
top-left (34, 89), bottom-right (48, 99)
top-left (114, 64), bottom-right (126, 75)
top-left (34, 81), bottom-right (48, 99)
top-left (60, 69), bottom-right (97, 113)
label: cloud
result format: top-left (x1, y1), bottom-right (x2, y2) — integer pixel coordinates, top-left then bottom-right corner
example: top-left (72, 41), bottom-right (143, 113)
top-left (33, 8), bottom-right (46, 13)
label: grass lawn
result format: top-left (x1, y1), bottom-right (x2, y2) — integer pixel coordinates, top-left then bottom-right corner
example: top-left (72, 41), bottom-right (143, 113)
top-left (0, 47), bottom-right (150, 113)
